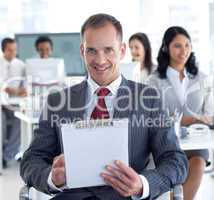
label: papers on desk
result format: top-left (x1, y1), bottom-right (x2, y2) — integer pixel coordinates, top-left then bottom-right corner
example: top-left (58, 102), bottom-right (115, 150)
top-left (61, 119), bottom-right (129, 188)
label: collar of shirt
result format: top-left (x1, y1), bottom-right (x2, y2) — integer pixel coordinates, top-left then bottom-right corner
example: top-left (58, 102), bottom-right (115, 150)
top-left (167, 66), bottom-right (189, 106)
top-left (87, 74), bottom-right (122, 97)
top-left (85, 75), bottom-right (122, 120)
top-left (167, 66), bottom-right (188, 80)
top-left (1, 56), bottom-right (16, 65)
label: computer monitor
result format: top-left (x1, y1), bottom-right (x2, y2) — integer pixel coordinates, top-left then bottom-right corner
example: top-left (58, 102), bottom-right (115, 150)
top-left (25, 58), bottom-right (66, 117)
top-left (15, 33), bottom-right (86, 76)
top-left (26, 58), bottom-right (65, 84)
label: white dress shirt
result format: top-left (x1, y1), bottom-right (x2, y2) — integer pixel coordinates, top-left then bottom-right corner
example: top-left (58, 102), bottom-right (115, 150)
top-left (132, 63), bottom-right (149, 84)
top-left (48, 74), bottom-right (149, 199)
top-left (0, 56), bottom-right (26, 89)
top-left (167, 66), bottom-right (189, 106)
top-left (147, 68), bottom-right (214, 120)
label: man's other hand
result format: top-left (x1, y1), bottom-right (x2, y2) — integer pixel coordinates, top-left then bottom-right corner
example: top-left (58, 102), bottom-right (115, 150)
top-left (51, 154), bottom-right (66, 187)
top-left (101, 160), bottom-right (143, 197)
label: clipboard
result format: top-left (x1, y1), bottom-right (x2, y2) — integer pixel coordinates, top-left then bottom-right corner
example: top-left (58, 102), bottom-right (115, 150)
top-left (61, 119), bottom-right (129, 188)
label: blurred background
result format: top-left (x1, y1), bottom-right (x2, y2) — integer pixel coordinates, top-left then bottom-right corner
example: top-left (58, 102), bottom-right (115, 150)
top-left (0, 0), bottom-right (214, 74)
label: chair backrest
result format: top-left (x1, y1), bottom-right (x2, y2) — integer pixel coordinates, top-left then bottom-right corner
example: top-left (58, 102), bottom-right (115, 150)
top-left (19, 185), bottom-right (51, 200)
top-left (172, 185), bottom-right (184, 200)
top-left (19, 185), bottom-right (31, 200)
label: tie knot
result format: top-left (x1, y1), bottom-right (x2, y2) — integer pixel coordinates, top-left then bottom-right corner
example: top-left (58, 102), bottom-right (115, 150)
top-left (96, 87), bottom-right (110, 97)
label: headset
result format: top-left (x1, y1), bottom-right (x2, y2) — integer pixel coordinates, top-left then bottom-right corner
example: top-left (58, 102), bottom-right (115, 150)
top-left (162, 41), bottom-right (168, 53)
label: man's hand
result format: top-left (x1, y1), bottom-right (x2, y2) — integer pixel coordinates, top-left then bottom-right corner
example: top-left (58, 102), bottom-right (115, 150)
top-left (101, 160), bottom-right (143, 197)
top-left (51, 154), bottom-right (66, 187)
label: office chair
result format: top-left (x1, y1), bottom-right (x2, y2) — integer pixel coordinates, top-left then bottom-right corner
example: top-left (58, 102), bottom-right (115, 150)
top-left (19, 185), bottom-right (51, 200)
top-left (146, 154), bottom-right (183, 200)
top-left (19, 184), bottom-right (183, 200)
top-left (19, 185), bottom-right (31, 200)
top-left (19, 154), bottom-right (184, 200)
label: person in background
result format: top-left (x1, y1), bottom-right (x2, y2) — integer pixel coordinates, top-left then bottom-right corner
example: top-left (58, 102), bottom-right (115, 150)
top-left (147, 26), bottom-right (214, 200)
top-left (0, 37), bottom-right (26, 168)
top-left (35, 35), bottom-right (53, 58)
top-left (33, 35), bottom-right (66, 86)
top-left (129, 32), bottom-right (154, 83)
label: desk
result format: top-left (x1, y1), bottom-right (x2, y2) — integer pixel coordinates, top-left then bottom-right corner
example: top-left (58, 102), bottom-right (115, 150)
top-left (0, 106), bottom-right (2, 174)
top-left (13, 77), bottom-right (86, 158)
top-left (0, 97), bottom-right (24, 173)
top-left (14, 111), bottom-right (214, 155)
top-left (14, 114), bottom-right (214, 200)
top-left (14, 111), bottom-right (39, 156)
top-left (14, 112), bottom-right (50, 200)
top-left (180, 130), bottom-right (214, 150)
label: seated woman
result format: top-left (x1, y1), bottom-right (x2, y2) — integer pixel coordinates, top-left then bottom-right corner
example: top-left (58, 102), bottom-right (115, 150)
top-left (128, 32), bottom-right (154, 83)
top-left (146, 26), bottom-right (213, 200)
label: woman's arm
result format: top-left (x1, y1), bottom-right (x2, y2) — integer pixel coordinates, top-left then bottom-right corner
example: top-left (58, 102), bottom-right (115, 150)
top-left (181, 116), bottom-right (214, 126)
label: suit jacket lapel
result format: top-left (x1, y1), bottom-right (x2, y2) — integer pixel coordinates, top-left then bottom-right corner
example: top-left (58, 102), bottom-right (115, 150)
top-left (113, 76), bottom-right (131, 119)
top-left (68, 80), bottom-right (88, 120)
top-left (70, 77), bottom-right (131, 120)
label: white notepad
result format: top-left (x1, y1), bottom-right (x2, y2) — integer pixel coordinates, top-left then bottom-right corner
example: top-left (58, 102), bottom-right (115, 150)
top-left (61, 119), bottom-right (129, 188)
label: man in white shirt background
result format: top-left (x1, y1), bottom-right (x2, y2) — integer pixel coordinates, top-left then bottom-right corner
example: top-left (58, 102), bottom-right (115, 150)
top-left (0, 37), bottom-right (27, 168)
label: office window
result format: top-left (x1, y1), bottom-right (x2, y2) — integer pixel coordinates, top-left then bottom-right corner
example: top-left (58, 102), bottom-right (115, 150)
top-left (138, 0), bottom-right (212, 74)
top-left (15, 33), bottom-right (85, 76)
top-left (0, 0), bottom-right (213, 72)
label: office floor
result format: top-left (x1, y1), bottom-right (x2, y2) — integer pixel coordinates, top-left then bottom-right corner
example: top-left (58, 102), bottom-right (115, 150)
top-left (0, 161), bottom-right (24, 200)
top-left (0, 161), bottom-right (214, 200)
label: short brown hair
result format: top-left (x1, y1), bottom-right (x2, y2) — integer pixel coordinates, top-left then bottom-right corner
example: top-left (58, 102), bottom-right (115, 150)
top-left (81, 13), bottom-right (123, 41)
top-left (1, 37), bottom-right (15, 52)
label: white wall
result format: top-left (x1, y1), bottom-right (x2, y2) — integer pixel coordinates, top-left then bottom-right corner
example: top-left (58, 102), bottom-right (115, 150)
top-left (136, 0), bottom-right (211, 74)
top-left (0, 0), bottom-right (213, 72)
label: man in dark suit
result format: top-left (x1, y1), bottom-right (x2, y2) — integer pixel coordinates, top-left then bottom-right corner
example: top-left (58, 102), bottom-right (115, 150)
top-left (20, 13), bottom-right (188, 200)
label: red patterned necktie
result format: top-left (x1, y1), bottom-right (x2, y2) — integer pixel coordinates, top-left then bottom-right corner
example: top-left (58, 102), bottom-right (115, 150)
top-left (90, 87), bottom-right (110, 119)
